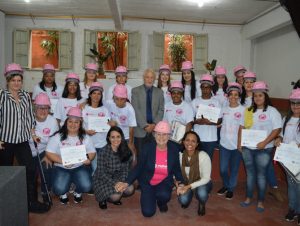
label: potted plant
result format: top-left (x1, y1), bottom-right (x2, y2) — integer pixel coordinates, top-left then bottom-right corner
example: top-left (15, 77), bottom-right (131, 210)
top-left (168, 34), bottom-right (187, 72)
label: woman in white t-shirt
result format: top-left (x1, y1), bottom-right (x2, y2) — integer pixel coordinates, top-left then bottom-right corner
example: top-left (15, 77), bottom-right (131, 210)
top-left (106, 84), bottom-right (137, 161)
top-left (240, 71), bottom-right (256, 108)
top-left (29, 93), bottom-right (59, 204)
top-left (157, 64), bottom-right (172, 105)
top-left (233, 65), bottom-right (247, 86)
top-left (238, 81), bottom-right (281, 213)
top-left (181, 61), bottom-right (198, 103)
top-left (212, 66), bottom-right (228, 107)
top-left (32, 64), bottom-right (63, 112)
top-left (79, 63), bottom-right (98, 100)
top-left (217, 82), bottom-right (244, 200)
top-left (46, 107), bottom-right (96, 204)
top-left (82, 82), bottom-right (111, 173)
top-left (54, 73), bottom-right (84, 126)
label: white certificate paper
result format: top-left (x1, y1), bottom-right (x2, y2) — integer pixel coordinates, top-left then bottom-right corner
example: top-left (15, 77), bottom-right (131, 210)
top-left (60, 145), bottom-right (87, 166)
top-left (50, 99), bottom-right (58, 113)
top-left (87, 116), bottom-right (110, 132)
top-left (241, 129), bottom-right (267, 148)
top-left (196, 104), bottom-right (221, 123)
top-left (170, 121), bottom-right (186, 143)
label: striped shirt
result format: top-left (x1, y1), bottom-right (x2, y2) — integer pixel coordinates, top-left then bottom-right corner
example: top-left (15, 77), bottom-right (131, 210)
top-left (0, 89), bottom-right (35, 143)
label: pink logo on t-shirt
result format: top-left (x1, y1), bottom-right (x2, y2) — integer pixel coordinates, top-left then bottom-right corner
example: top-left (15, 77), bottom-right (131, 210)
top-left (234, 112), bottom-right (242, 119)
top-left (208, 104), bottom-right (215, 107)
top-left (43, 128), bottom-right (50, 136)
top-left (166, 91), bottom-right (171, 96)
top-left (76, 141), bottom-right (81, 146)
top-left (51, 91), bottom-right (57, 97)
top-left (176, 109), bottom-right (183, 115)
top-left (259, 114), bottom-right (267, 121)
top-left (119, 115), bottom-right (127, 124)
top-left (98, 112), bottom-right (105, 117)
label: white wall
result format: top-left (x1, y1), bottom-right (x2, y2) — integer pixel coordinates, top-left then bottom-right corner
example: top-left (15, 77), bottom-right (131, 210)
top-left (4, 16), bottom-right (242, 92)
top-left (0, 12), bottom-right (5, 89)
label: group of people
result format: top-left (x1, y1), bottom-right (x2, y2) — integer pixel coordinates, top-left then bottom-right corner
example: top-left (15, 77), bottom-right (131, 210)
top-left (0, 61), bottom-right (299, 224)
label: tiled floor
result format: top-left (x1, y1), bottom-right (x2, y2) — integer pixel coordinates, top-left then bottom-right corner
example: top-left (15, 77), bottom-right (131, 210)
top-left (29, 181), bottom-right (294, 226)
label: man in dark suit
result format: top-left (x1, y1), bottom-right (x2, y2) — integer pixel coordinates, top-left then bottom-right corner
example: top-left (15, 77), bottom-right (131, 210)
top-left (131, 69), bottom-right (164, 155)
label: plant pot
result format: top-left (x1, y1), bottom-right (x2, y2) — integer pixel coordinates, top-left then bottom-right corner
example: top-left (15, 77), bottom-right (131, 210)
top-left (97, 65), bottom-right (106, 79)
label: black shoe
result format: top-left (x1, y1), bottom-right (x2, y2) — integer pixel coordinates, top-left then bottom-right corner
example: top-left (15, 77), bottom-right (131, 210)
top-left (113, 201), bottom-right (122, 205)
top-left (198, 202), bottom-right (205, 216)
top-left (285, 209), bottom-right (297, 222)
top-left (29, 201), bottom-right (50, 214)
top-left (59, 194), bottom-right (69, 205)
top-left (158, 204), bottom-right (168, 213)
top-left (297, 214), bottom-right (300, 225)
top-left (73, 192), bottom-right (82, 204)
top-left (217, 187), bottom-right (228, 195)
top-left (99, 201), bottom-right (107, 209)
top-left (181, 204), bottom-right (189, 209)
top-left (225, 191), bottom-right (233, 200)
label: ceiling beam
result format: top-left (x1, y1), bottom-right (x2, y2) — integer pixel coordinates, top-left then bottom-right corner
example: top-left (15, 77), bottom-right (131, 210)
top-left (107, 0), bottom-right (123, 30)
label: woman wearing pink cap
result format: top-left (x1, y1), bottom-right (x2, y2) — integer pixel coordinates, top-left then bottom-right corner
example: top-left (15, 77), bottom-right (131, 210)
top-left (46, 107), bottom-right (96, 204)
top-left (107, 66), bottom-right (132, 102)
top-left (181, 61), bottom-right (198, 103)
top-left (233, 65), bottom-right (247, 85)
top-left (106, 84), bottom-right (137, 160)
top-left (217, 82), bottom-right (244, 200)
top-left (80, 63), bottom-right (98, 99)
top-left (0, 63), bottom-right (50, 213)
top-left (157, 64), bottom-right (172, 104)
top-left (240, 71), bottom-right (256, 107)
top-left (32, 64), bottom-right (63, 106)
top-left (238, 81), bottom-right (282, 212)
top-left (115, 121), bottom-right (184, 217)
top-left (29, 93), bottom-right (59, 204)
top-left (274, 89), bottom-right (300, 223)
top-left (212, 66), bottom-right (228, 107)
top-left (54, 73), bottom-right (84, 126)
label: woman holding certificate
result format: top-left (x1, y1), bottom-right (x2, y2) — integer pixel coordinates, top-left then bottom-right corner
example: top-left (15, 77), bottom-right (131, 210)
top-left (238, 81), bottom-right (281, 213)
top-left (46, 107), bottom-right (96, 204)
top-left (93, 126), bottom-right (134, 209)
top-left (115, 121), bottom-right (184, 217)
top-left (274, 88), bottom-right (300, 223)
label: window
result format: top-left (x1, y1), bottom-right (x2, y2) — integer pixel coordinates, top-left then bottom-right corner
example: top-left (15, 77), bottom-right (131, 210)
top-left (83, 30), bottom-right (141, 71)
top-left (13, 29), bottom-right (73, 69)
top-left (153, 32), bottom-right (208, 73)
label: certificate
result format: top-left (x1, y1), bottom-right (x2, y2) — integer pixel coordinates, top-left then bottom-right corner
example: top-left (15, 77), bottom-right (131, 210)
top-left (241, 129), bottom-right (267, 148)
top-left (87, 116), bottom-right (110, 132)
top-left (60, 145), bottom-right (87, 166)
top-left (274, 143), bottom-right (300, 178)
top-left (196, 104), bottom-right (221, 123)
top-left (50, 99), bottom-right (58, 113)
top-left (170, 121), bottom-right (186, 143)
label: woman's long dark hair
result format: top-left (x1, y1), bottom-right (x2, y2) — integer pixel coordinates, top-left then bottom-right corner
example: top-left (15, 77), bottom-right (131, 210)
top-left (248, 92), bottom-right (272, 113)
top-left (62, 81), bottom-right (82, 100)
top-left (212, 75), bottom-right (228, 95)
top-left (39, 72), bottom-right (57, 92)
top-left (87, 90), bottom-right (103, 107)
top-left (52, 117), bottom-right (86, 142)
top-left (240, 86), bottom-right (248, 105)
top-left (181, 70), bottom-right (196, 100)
top-left (282, 105), bottom-right (300, 135)
top-left (106, 126), bottom-right (132, 162)
top-left (181, 131), bottom-right (201, 151)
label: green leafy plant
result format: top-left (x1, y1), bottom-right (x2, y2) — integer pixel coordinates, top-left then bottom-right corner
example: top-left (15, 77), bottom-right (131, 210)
top-left (168, 34), bottom-right (187, 72)
top-left (40, 31), bottom-right (59, 57)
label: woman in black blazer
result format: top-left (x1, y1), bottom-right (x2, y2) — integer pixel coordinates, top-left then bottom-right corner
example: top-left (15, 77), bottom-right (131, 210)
top-left (115, 121), bottom-right (184, 217)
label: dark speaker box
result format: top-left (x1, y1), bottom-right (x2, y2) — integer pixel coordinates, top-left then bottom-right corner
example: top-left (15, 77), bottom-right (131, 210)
top-left (0, 166), bottom-right (28, 226)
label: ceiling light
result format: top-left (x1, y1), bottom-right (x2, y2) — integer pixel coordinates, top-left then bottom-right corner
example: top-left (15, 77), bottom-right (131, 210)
top-left (24, 0), bottom-right (30, 3)
top-left (198, 1), bottom-right (204, 7)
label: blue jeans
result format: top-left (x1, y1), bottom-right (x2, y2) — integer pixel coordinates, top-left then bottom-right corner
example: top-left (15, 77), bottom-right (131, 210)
top-left (178, 181), bottom-right (212, 206)
top-left (266, 152), bottom-right (278, 188)
top-left (52, 165), bottom-right (92, 195)
top-left (140, 179), bottom-right (172, 217)
top-left (201, 141), bottom-right (218, 161)
top-left (33, 151), bottom-right (52, 194)
top-left (287, 173), bottom-right (300, 213)
top-left (242, 147), bottom-right (273, 201)
top-left (219, 145), bottom-right (242, 192)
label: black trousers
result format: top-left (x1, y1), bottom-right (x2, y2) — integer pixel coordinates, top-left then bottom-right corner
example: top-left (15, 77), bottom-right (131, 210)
top-left (0, 141), bottom-right (37, 203)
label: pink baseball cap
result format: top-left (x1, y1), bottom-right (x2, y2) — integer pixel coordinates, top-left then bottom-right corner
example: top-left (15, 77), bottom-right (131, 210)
top-left (113, 84), bottom-right (128, 99)
top-left (34, 93), bottom-right (51, 106)
top-left (243, 71), bottom-right (256, 81)
top-left (42, 64), bottom-right (55, 74)
top-left (181, 61), bottom-right (193, 71)
top-left (67, 107), bottom-right (82, 118)
top-left (252, 81), bottom-right (269, 93)
top-left (289, 88), bottom-right (300, 102)
top-left (89, 82), bottom-right (104, 93)
top-left (65, 73), bottom-right (80, 83)
top-left (85, 63), bottom-right (98, 72)
top-left (200, 74), bottom-right (214, 86)
top-left (226, 82), bottom-right (242, 94)
top-left (4, 63), bottom-right (23, 77)
top-left (115, 66), bottom-right (128, 75)
top-left (169, 81), bottom-right (184, 92)
top-left (233, 65), bottom-right (246, 76)
top-left (154, 121), bottom-right (171, 134)
top-left (159, 64), bottom-right (171, 74)
top-left (215, 66), bottom-right (227, 76)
